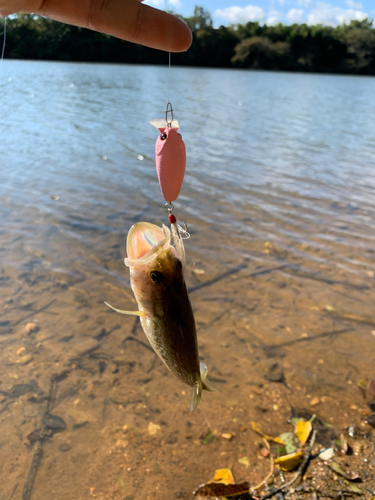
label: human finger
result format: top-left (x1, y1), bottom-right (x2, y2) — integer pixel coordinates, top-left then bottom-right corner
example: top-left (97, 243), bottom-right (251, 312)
top-left (0, 0), bottom-right (192, 52)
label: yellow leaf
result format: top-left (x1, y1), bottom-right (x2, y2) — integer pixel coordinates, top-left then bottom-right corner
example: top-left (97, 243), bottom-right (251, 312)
top-left (238, 457), bottom-right (250, 468)
top-left (193, 469), bottom-right (250, 497)
top-left (210, 469), bottom-right (235, 485)
top-left (295, 420), bottom-right (312, 445)
top-left (250, 421), bottom-right (285, 445)
top-left (274, 451), bottom-right (304, 471)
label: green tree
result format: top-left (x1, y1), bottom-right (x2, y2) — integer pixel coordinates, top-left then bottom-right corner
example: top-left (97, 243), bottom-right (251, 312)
top-left (232, 36), bottom-right (292, 70)
top-left (184, 6), bottom-right (213, 31)
top-left (1, 9), bottom-right (375, 75)
top-left (339, 19), bottom-right (375, 73)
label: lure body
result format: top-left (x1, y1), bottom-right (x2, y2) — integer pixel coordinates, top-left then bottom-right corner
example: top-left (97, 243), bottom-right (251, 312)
top-left (150, 117), bottom-right (186, 203)
top-left (155, 126), bottom-right (186, 202)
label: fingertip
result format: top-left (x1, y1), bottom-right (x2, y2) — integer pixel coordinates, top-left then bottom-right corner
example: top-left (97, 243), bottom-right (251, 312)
top-left (169, 15), bottom-right (192, 52)
top-left (136, 5), bottom-right (192, 52)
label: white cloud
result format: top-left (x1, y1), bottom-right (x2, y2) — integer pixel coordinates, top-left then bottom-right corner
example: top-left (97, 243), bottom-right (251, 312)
top-left (307, 2), bottom-right (368, 25)
top-left (168, 0), bottom-right (181, 7)
top-left (267, 10), bottom-right (283, 25)
top-left (144, 0), bottom-right (181, 8)
top-left (286, 8), bottom-right (305, 23)
top-left (346, 0), bottom-right (363, 9)
top-left (297, 0), bottom-right (311, 6)
top-left (215, 5), bottom-right (265, 24)
top-left (275, 0), bottom-right (285, 6)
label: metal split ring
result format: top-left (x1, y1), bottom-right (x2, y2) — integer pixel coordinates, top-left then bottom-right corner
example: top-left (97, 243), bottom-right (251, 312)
top-left (164, 202), bottom-right (174, 213)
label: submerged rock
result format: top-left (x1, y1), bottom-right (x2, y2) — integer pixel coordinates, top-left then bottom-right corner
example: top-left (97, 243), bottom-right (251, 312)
top-left (42, 414), bottom-right (66, 431)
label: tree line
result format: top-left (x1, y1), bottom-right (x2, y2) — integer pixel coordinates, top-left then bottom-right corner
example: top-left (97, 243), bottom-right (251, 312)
top-left (1, 8), bottom-right (375, 75)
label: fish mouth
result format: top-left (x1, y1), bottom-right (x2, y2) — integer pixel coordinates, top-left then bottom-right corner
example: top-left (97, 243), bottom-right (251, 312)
top-left (125, 222), bottom-right (170, 267)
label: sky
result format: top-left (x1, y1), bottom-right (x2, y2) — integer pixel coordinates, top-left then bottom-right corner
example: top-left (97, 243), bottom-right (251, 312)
top-left (144, 0), bottom-right (375, 28)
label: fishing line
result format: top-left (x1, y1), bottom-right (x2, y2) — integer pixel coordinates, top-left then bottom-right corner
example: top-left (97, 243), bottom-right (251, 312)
top-left (147, 0), bottom-right (189, 263)
top-left (1, 17), bottom-right (6, 63)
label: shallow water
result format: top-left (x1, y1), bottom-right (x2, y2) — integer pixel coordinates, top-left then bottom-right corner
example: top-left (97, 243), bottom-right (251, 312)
top-left (0, 61), bottom-right (374, 499)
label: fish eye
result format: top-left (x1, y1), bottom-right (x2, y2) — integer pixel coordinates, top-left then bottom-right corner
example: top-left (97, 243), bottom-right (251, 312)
top-left (149, 271), bottom-right (163, 284)
top-left (160, 133), bottom-right (167, 141)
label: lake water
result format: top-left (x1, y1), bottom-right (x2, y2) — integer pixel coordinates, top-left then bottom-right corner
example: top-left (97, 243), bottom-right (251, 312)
top-left (0, 60), bottom-right (375, 500)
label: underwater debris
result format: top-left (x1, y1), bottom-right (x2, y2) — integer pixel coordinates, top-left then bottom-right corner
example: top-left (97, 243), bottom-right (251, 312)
top-left (193, 468), bottom-right (250, 498)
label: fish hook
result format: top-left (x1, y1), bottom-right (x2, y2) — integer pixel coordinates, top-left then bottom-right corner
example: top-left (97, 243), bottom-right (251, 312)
top-left (178, 222), bottom-right (190, 240)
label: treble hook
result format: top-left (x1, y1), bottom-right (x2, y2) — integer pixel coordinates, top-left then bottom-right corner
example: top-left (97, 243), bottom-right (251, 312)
top-left (178, 221), bottom-right (190, 240)
top-left (165, 102), bottom-right (174, 128)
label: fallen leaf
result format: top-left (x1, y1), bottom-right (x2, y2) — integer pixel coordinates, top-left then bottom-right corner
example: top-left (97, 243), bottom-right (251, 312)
top-left (211, 469), bottom-right (235, 485)
top-left (328, 461), bottom-right (361, 481)
top-left (201, 431), bottom-right (215, 445)
top-left (274, 451), bottom-right (304, 471)
top-left (238, 456), bottom-right (250, 468)
top-left (251, 421), bottom-right (285, 444)
top-left (278, 432), bottom-right (299, 454)
top-left (342, 481), bottom-right (362, 494)
top-left (193, 468), bottom-right (250, 497)
top-left (295, 420), bottom-right (312, 445)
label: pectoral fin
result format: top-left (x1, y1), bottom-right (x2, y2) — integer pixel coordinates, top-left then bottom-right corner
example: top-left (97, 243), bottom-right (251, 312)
top-left (104, 302), bottom-right (145, 317)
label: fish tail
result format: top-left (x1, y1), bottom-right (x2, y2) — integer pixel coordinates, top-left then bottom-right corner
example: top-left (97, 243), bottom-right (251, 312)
top-left (200, 361), bottom-right (218, 392)
top-left (190, 380), bottom-right (202, 411)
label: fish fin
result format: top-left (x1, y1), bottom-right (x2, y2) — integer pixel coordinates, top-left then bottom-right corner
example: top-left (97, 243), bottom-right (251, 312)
top-left (190, 380), bottom-right (202, 411)
top-left (202, 378), bottom-right (218, 392)
top-left (104, 302), bottom-right (145, 317)
top-left (200, 361), bottom-right (219, 392)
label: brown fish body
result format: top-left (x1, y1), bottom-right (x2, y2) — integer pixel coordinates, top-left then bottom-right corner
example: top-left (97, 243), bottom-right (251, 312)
top-left (122, 222), bottom-right (215, 410)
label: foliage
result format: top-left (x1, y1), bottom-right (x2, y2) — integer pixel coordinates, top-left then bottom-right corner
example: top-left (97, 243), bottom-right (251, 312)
top-left (1, 9), bottom-right (375, 74)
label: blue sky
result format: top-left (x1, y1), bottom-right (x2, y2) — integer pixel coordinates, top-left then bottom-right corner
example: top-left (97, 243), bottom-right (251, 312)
top-left (145, 0), bottom-right (375, 27)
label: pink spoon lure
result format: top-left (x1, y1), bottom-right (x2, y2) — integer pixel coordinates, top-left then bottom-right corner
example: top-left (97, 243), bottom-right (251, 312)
top-left (149, 107), bottom-right (186, 203)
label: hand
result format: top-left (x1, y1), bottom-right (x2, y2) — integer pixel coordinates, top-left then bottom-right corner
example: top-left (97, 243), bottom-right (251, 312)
top-left (0, 0), bottom-right (192, 52)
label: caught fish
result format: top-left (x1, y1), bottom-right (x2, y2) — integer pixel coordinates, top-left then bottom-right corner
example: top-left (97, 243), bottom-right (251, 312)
top-left (105, 222), bottom-right (216, 410)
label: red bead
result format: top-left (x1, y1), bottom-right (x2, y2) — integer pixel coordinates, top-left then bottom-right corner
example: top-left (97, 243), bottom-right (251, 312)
top-left (169, 214), bottom-right (176, 224)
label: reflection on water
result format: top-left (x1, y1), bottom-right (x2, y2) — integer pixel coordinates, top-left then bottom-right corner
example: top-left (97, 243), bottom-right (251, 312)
top-left (0, 61), bottom-right (375, 499)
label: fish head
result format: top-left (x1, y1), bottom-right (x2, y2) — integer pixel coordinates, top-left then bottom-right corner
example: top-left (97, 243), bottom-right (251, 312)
top-left (156, 127), bottom-right (184, 156)
top-left (124, 222), bottom-right (183, 312)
